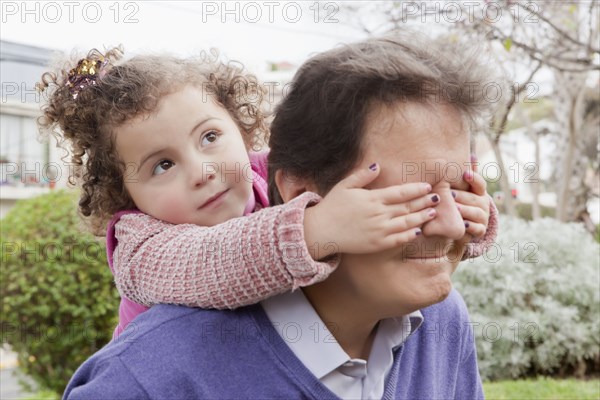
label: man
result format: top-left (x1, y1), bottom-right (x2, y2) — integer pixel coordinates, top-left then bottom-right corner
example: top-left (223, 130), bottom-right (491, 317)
top-left (64, 33), bottom-right (496, 399)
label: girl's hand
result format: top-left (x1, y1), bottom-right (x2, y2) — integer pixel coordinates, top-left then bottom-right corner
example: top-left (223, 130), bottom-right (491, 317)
top-left (454, 155), bottom-right (490, 239)
top-left (304, 163), bottom-right (440, 259)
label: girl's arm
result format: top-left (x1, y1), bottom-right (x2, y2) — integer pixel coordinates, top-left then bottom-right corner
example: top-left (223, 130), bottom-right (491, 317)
top-left (112, 192), bottom-right (336, 309)
top-left (112, 162), bottom-right (445, 309)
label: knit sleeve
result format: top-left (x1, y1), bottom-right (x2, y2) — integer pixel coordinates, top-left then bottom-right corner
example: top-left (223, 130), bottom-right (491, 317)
top-left (112, 192), bottom-right (339, 309)
top-left (455, 291), bottom-right (485, 399)
top-left (462, 194), bottom-right (499, 260)
top-left (63, 358), bottom-right (149, 400)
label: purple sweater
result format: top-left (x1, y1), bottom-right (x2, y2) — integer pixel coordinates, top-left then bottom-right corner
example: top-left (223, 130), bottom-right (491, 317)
top-left (63, 289), bottom-right (483, 399)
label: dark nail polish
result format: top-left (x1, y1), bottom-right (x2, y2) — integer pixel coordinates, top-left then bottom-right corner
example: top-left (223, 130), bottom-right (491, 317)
top-left (415, 229), bottom-right (422, 236)
top-left (431, 195), bottom-right (439, 203)
top-left (369, 163), bottom-right (377, 171)
top-left (452, 191), bottom-right (456, 198)
top-left (464, 221), bottom-right (470, 228)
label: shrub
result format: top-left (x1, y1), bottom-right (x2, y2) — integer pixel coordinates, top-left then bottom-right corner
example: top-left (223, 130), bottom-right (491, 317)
top-left (1, 189), bottom-right (119, 394)
top-left (454, 215), bottom-right (600, 380)
top-left (514, 203), bottom-right (556, 221)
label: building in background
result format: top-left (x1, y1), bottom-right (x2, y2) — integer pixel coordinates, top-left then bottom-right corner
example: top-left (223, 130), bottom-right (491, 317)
top-left (1, 40), bottom-right (67, 218)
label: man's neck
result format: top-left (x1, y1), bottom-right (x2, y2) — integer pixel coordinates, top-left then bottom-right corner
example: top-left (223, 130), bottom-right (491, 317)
top-left (301, 284), bottom-right (380, 360)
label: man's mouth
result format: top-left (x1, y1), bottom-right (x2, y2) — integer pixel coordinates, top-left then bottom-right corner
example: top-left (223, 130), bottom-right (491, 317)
top-left (405, 254), bottom-right (449, 261)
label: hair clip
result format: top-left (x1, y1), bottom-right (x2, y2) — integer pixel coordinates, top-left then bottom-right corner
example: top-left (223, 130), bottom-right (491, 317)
top-left (66, 56), bottom-right (108, 99)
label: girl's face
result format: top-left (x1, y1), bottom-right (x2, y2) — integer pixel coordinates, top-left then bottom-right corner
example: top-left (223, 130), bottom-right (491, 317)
top-left (115, 86), bottom-right (253, 226)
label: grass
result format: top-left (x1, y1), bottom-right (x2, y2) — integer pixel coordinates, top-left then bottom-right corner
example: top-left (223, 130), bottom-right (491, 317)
top-left (483, 377), bottom-right (600, 399)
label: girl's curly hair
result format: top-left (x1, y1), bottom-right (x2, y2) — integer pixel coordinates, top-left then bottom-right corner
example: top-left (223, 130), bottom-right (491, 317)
top-left (37, 46), bottom-right (269, 236)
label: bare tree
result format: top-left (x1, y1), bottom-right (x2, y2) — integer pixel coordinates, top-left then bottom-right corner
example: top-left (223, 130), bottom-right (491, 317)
top-left (339, 0), bottom-right (600, 225)
top-left (444, 0), bottom-right (599, 223)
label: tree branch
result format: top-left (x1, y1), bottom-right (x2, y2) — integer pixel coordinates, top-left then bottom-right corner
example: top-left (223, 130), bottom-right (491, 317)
top-left (487, 27), bottom-right (599, 72)
top-left (517, 3), bottom-right (600, 54)
top-left (493, 61), bottom-right (543, 142)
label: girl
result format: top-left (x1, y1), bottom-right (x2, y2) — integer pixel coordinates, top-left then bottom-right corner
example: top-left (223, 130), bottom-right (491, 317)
top-left (38, 47), bottom-right (497, 338)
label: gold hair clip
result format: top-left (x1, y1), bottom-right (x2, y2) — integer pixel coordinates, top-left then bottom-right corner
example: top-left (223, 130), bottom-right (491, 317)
top-left (66, 55), bottom-right (108, 99)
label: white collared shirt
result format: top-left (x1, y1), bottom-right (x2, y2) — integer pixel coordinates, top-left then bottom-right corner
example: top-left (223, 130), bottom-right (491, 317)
top-left (261, 290), bottom-right (423, 400)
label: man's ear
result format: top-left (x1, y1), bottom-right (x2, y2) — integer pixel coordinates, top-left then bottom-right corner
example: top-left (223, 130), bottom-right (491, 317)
top-left (275, 170), bottom-right (317, 202)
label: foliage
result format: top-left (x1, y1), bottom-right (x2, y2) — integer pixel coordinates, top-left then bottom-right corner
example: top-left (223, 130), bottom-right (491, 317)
top-left (1, 190), bottom-right (119, 394)
top-left (23, 390), bottom-right (60, 400)
top-left (454, 215), bottom-right (600, 380)
top-left (504, 98), bottom-right (555, 132)
top-left (514, 202), bottom-right (556, 221)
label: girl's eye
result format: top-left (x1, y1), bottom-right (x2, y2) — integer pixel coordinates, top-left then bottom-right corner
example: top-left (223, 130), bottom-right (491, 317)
top-left (201, 131), bottom-right (221, 146)
top-left (152, 160), bottom-right (174, 176)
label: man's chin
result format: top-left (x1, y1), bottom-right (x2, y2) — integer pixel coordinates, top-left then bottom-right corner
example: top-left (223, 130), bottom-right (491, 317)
top-left (411, 276), bottom-right (454, 311)
top-left (383, 278), bottom-right (454, 318)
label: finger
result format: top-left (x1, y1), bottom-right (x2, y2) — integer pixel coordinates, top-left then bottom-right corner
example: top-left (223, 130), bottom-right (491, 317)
top-left (381, 229), bottom-right (425, 248)
top-left (471, 153), bottom-right (479, 174)
top-left (463, 170), bottom-right (487, 196)
top-left (457, 204), bottom-right (488, 226)
top-left (453, 190), bottom-right (487, 208)
top-left (373, 182), bottom-right (433, 204)
top-left (387, 207), bottom-right (437, 233)
top-left (389, 192), bottom-right (441, 216)
top-left (463, 221), bottom-right (487, 239)
top-left (339, 163), bottom-right (381, 189)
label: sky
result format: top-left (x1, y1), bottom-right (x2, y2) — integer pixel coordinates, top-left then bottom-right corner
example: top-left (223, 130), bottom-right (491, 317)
top-left (1, 1), bottom-right (369, 76)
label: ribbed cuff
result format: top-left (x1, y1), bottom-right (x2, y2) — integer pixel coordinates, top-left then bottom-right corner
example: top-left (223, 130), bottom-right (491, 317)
top-left (462, 195), bottom-right (499, 260)
top-left (276, 192), bottom-right (341, 289)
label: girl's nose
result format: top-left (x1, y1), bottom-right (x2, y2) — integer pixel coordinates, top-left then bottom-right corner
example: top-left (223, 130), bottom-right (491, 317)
top-left (190, 160), bottom-right (217, 188)
top-left (421, 186), bottom-right (465, 239)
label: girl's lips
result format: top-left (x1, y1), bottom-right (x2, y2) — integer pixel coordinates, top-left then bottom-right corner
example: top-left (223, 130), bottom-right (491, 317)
top-left (198, 189), bottom-right (229, 209)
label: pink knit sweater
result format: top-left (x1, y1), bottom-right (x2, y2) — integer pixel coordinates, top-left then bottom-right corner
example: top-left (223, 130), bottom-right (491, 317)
top-left (107, 151), bottom-right (499, 337)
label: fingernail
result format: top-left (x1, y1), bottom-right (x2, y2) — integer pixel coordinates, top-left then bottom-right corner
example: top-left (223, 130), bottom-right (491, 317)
top-left (471, 153), bottom-right (478, 162)
top-left (431, 194), bottom-right (439, 203)
top-left (464, 170), bottom-right (473, 181)
top-left (369, 163), bottom-right (377, 171)
top-left (424, 183), bottom-right (432, 192)
top-left (464, 221), bottom-right (470, 228)
top-left (452, 191), bottom-right (456, 198)
top-left (415, 229), bottom-right (422, 236)
top-left (456, 204), bottom-right (461, 211)
top-left (428, 208), bottom-right (436, 217)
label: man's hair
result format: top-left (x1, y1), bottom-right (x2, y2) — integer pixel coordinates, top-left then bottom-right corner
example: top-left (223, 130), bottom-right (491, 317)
top-left (268, 32), bottom-right (498, 204)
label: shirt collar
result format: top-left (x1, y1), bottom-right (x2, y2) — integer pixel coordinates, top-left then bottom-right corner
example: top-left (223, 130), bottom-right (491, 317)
top-left (261, 290), bottom-right (424, 380)
top-left (262, 289), bottom-right (348, 378)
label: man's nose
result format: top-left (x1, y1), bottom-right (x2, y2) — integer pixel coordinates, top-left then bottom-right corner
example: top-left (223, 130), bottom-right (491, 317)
top-left (421, 186), bottom-right (465, 239)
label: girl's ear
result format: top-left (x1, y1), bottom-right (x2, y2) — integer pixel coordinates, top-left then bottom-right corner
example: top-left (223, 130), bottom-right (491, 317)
top-left (275, 170), bottom-right (317, 202)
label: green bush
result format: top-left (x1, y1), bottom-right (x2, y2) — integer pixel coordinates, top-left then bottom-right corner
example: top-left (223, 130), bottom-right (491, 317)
top-left (515, 202), bottom-right (556, 221)
top-left (1, 189), bottom-right (119, 394)
top-left (455, 215), bottom-right (600, 380)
